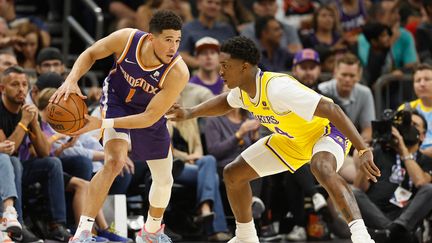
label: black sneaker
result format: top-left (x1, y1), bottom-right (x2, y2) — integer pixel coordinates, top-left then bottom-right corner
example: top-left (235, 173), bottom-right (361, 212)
top-left (45, 223), bottom-right (72, 243)
top-left (10, 225), bottom-right (43, 243)
top-left (259, 224), bottom-right (282, 242)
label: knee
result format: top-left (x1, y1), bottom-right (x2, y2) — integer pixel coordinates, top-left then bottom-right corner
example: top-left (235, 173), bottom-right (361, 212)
top-left (419, 183), bottom-right (432, 196)
top-left (199, 155), bottom-right (216, 167)
top-left (104, 156), bottom-right (127, 177)
top-left (68, 177), bottom-right (88, 191)
top-left (46, 157), bottom-right (63, 172)
top-left (310, 157), bottom-right (337, 182)
top-left (223, 163), bottom-right (242, 186)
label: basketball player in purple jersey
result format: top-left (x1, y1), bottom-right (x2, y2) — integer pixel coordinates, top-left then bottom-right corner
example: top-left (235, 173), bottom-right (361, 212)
top-left (50, 11), bottom-right (189, 243)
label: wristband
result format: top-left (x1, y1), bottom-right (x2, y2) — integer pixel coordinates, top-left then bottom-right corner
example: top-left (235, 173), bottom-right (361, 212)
top-left (401, 154), bottom-right (415, 161)
top-left (358, 148), bottom-right (371, 157)
top-left (18, 122), bottom-right (29, 132)
top-left (101, 118), bottom-right (114, 128)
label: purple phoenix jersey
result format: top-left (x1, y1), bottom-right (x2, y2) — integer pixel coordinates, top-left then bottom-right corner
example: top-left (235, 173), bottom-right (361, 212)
top-left (100, 29), bottom-right (182, 160)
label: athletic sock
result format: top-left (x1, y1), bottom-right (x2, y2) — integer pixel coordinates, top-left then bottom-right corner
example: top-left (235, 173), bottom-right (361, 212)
top-left (74, 216), bottom-right (95, 238)
top-left (144, 212), bottom-right (162, 233)
top-left (235, 220), bottom-right (259, 243)
top-left (349, 219), bottom-right (371, 238)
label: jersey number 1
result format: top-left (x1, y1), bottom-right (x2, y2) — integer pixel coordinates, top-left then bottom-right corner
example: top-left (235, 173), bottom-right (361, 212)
top-left (125, 88), bottom-right (136, 103)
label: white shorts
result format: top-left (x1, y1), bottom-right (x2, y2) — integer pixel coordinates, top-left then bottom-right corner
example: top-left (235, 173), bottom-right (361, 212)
top-left (241, 135), bottom-right (345, 177)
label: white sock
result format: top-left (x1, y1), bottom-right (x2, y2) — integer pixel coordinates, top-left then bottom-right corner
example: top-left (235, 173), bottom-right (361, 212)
top-left (349, 219), bottom-right (370, 237)
top-left (235, 220), bottom-right (259, 243)
top-left (74, 216), bottom-right (95, 238)
top-left (144, 212), bottom-right (162, 233)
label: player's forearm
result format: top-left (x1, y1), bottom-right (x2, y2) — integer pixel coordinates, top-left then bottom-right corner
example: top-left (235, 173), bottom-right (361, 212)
top-left (113, 108), bottom-right (162, 129)
top-left (316, 100), bottom-right (368, 150)
top-left (66, 51), bottom-right (96, 84)
top-left (189, 93), bottom-right (233, 118)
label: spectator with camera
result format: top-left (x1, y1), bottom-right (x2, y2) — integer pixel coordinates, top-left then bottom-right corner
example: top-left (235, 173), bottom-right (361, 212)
top-left (353, 110), bottom-right (432, 243)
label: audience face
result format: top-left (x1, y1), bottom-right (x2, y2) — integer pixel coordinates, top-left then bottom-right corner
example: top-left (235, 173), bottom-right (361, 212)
top-left (293, 61), bottom-right (321, 88)
top-left (0, 53), bottom-right (17, 72)
top-left (198, 0), bottom-right (222, 20)
top-left (316, 8), bottom-right (335, 32)
top-left (253, 0), bottom-right (277, 17)
top-left (377, 31), bottom-right (391, 49)
top-left (263, 19), bottom-right (282, 46)
top-left (379, 1), bottom-right (399, 26)
top-left (197, 48), bottom-right (219, 72)
top-left (413, 69), bottom-right (432, 100)
top-left (37, 59), bottom-right (64, 75)
top-left (334, 63), bottom-right (361, 95)
top-left (0, 72), bottom-right (28, 105)
top-left (21, 32), bottom-right (39, 61)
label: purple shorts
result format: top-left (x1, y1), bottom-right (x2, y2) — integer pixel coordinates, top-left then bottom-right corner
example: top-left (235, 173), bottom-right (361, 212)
top-left (104, 102), bottom-right (171, 161)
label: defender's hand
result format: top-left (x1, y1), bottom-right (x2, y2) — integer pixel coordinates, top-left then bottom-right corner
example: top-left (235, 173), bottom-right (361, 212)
top-left (165, 103), bottom-right (191, 121)
top-left (358, 149), bottom-right (381, 182)
top-left (70, 115), bottom-right (101, 135)
top-left (50, 81), bottom-right (87, 104)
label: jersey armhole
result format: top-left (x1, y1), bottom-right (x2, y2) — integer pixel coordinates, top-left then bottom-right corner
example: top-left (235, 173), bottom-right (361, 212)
top-left (158, 56), bottom-right (183, 89)
top-left (117, 29), bottom-right (137, 64)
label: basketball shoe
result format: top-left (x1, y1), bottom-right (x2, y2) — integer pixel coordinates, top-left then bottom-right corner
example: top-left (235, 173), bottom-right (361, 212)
top-left (68, 230), bottom-right (94, 243)
top-left (135, 225), bottom-right (172, 243)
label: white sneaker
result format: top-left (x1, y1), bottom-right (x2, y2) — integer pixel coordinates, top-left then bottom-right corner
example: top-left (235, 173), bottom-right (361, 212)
top-left (1, 232), bottom-right (14, 243)
top-left (285, 225), bottom-right (307, 241)
top-left (227, 236), bottom-right (238, 243)
top-left (1, 207), bottom-right (22, 237)
top-left (312, 193), bottom-right (327, 212)
top-left (351, 234), bottom-right (375, 243)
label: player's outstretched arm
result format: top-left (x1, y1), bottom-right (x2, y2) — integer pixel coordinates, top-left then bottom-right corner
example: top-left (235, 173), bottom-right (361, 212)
top-left (166, 92), bottom-right (233, 121)
top-left (314, 98), bottom-right (381, 182)
top-left (50, 28), bottom-right (135, 103)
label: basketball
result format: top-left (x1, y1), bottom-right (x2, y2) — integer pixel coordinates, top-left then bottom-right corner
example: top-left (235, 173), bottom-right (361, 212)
top-left (46, 93), bottom-right (88, 135)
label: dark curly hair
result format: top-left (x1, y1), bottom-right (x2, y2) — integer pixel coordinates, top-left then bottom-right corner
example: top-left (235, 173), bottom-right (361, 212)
top-left (220, 36), bottom-right (260, 65)
top-left (149, 10), bottom-right (183, 34)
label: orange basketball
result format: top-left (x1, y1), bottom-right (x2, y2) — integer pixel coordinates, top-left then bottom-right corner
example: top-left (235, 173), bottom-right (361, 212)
top-left (46, 93), bottom-right (88, 135)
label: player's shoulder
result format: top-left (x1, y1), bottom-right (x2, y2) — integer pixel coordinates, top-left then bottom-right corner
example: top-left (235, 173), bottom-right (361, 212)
top-left (107, 28), bottom-right (138, 43)
top-left (165, 57), bottom-right (190, 82)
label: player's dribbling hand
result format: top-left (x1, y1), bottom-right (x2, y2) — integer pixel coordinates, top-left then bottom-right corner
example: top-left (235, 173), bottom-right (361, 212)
top-left (358, 149), bottom-right (381, 183)
top-left (50, 81), bottom-right (87, 104)
top-left (165, 103), bottom-right (191, 121)
top-left (70, 114), bottom-right (101, 135)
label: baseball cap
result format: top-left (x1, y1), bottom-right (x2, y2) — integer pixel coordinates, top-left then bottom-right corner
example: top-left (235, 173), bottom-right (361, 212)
top-left (195, 37), bottom-right (220, 55)
top-left (35, 72), bottom-right (63, 90)
top-left (36, 47), bottom-right (63, 65)
top-left (293, 49), bottom-right (320, 66)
